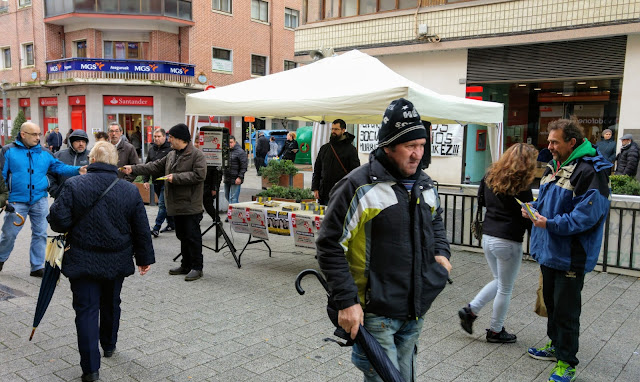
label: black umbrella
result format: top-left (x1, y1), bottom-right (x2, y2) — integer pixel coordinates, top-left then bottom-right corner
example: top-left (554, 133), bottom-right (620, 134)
top-left (29, 235), bottom-right (65, 341)
top-left (295, 269), bottom-right (405, 382)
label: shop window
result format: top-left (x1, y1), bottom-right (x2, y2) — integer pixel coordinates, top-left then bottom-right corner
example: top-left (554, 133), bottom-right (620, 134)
top-left (284, 60), bottom-right (297, 71)
top-left (1, 47), bottom-right (10, 69)
top-left (324, 0), bottom-right (420, 18)
top-left (251, 54), bottom-right (267, 76)
top-left (21, 43), bottom-right (34, 67)
top-left (18, 0), bottom-right (31, 8)
top-left (212, 0), bottom-right (231, 13)
top-left (251, 0), bottom-right (268, 22)
top-left (104, 41), bottom-right (141, 59)
top-left (285, 8), bottom-right (299, 28)
top-left (212, 47), bottom-right (232, 73)
top-left (74, 40), bottom-right (87, 58)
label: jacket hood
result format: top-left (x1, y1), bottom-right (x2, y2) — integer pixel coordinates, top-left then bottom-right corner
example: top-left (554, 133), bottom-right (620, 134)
top-left (68, 129), bottom-right (89, 142)
top-left (553, 139), bottom-right (612, 172)
top-left (332, 131), bottom-right (356, 145)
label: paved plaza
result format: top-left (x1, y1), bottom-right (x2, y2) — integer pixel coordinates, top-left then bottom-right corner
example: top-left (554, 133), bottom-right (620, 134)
top-left (1, 170), bottom-right (639, 381)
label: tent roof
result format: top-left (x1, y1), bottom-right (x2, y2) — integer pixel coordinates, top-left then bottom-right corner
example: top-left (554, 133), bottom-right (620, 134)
top-left (186, 50), bottom-right (503, 126)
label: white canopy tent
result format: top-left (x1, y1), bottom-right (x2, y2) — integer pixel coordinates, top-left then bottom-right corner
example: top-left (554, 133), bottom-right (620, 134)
top-left (186, 50), bottom-right (505, 161)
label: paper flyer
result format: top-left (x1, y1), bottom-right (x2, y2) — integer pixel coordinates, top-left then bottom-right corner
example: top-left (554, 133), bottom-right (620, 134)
top-left (292, 213), bottom-right (316, 249)
top-left (228, 206), bottom-right (250, 234)
top-left (248, 208), bottom-right (269, 240)
top-left (266, 210), bottom-right (291, 236)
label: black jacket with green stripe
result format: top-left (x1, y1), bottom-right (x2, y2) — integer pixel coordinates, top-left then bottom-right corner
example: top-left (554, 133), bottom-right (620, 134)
top-left (317, 154), bottom-right (450, 320)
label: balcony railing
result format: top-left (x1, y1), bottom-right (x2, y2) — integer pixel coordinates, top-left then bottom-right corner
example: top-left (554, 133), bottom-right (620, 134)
top-left (45, 58), bottom-right (194, 85)
top-left (45, 0), bottom-right (192, 21)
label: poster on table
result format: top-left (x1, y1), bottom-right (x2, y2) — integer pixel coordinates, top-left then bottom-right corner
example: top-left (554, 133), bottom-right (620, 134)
top-left (291, 214), bottom-right (317, 249)
top-left (431, 124), bottom-right (463, 157)
top-left (266, 210), bottom-right (291, 236)
top-left (358, 124), bottom-right (380, 154)
top-left (228, 206), bottom-right (250, 234)
top-left (248, 208), bottom-right (269, 240)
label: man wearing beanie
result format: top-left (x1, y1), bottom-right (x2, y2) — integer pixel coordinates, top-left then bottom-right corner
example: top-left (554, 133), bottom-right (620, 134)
top-left (317, 98), bottom-right (451, 382)
top-left (122, 123), bottom-right (207, 281)
top-left (48, 129), bottom-right (91, 198)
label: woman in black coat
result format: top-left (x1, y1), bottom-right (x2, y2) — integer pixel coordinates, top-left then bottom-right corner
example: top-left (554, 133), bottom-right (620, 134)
top-left (48, 141), bottom-right (155, 382)
top-left (278, 131), bottom-right (299, 161)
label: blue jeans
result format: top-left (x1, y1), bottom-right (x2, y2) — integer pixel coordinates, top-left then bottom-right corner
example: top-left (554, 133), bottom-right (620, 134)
top-left (224, 183), bottom-right (241, 204)
top-left (352, 313), bottom-right (424, 382)
top-left (0, 198), bottom-right (48, 272)
top-left (470, 235), bottom-right (523, 332)
top-left (153, 185), bottom-right (174, 230)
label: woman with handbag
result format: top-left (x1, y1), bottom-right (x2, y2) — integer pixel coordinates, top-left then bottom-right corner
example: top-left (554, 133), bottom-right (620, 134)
top-left (459, 143), bottom-right (537, 343)
top-left (48, 141), bottom-right (155, 382)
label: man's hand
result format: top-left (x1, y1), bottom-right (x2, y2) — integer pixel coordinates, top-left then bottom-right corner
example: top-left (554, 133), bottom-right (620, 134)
top-left (521, 207), bottom-right (529, 219)
top-left (235, 177), bottom-right (242, 185)
top-left (138, 265), bottom-right (151, 275)
top-left (121, 165), bottom-right (133, 175)
top-left (166, 174), bottom-right (174, 183)
top-left (143, 182), bottom-right (150, 190)
top-left (532, 212), bottom-right (547, 229)
top-left (4, 203), bottom-right (15, 213)
top-left (338, 303), bottom-right (364, 340)
top-left (78, 166), bottom-right (88, 175)
top-left (313, 190), bottom-right (319, 199)
top-left (435, 255), bottom-right (452, 273)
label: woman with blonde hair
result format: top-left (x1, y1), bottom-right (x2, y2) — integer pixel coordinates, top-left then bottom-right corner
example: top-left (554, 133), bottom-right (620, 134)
top-left (459, 142), bottom-right (538, 343)
top-left (278, 131), bottom-right (299, 161)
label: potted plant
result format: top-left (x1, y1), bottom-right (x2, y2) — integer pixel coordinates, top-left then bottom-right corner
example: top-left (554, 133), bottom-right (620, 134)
top-left (259, 159), bottom-right (304, 189)
top-left (255, 185), bottom-right (315, 202)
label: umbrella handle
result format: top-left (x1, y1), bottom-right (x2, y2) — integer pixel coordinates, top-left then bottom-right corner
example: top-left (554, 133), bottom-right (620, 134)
top-left (13, 212), bottom-right (25, 227)
top-left (295, 269), bottom-right (329, 295)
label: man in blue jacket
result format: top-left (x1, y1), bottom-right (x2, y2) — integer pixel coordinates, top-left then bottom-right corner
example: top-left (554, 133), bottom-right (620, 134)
top-left (525, 117), bottom-right (611, 382)
top-left (0, 122), bottom-right (86, 277)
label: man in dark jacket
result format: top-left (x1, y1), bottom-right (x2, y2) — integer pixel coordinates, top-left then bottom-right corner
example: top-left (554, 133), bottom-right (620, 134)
top-left (46, 126), bottom-right (63, 153)
top-left (48, 129), bottom-right (90, 198)
top-left (317, 99), bottom-right (451, 382)
top-left (255, 131), bottom-right (269, 175)
top-left (223, 135), bottom-right (248, 205)
top-left (108, 122), bottom-right (138, 182)
top-left (615, 133), bottom-right (639, 176)
top-left (48, 141), bottom-right (154, 382)
top-left (123, 123), bottom-right (207, 281)
top-left (312, 119), bottom-right (360, 205)
top-left (526, 118), bottom-right (611, 382)
top-left (142, 128), bottom-right (174, 237)
top-left (203, 165), bottom-right (223, 221)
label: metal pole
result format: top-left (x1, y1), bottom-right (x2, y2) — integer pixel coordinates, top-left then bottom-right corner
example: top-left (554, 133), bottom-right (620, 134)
top-left (2, 85), bottom-right (7, 146)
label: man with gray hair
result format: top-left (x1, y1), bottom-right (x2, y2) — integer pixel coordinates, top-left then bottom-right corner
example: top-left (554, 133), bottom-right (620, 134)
top-left (143, 128), bottom-right (175, 237)
top-left (615, 133), bottom-right (639, 176)
top-left (108, 122), bottom-right (138, 182)
top-left (0, 122), bottom-right (86, 277)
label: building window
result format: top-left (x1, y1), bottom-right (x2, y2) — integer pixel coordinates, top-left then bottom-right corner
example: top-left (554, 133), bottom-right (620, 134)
top-left (285, 8), bottom-right (299, 28)
top-left (284, 60), bottom-right (297, 71)
top-left (212, 0), bottom-right (231, 13)
top-left (325, 0), bottom-right (415, 18)
top-left (18, 0), bottom-right (31, 7)
top-left (212, 47), bottom-right (233, 73)
top-left (251, 0), bottom-right (268, 22)
top-left (74, 40), bottom-right (87, 58)
top-left (1, 48), bottom-right (11, 69)
top-left (22, 43), bottom-right (34, 67)
top-left (251, 54), bottom-right (267, 76)
top-left (104, 41), bottom-right (142, 59)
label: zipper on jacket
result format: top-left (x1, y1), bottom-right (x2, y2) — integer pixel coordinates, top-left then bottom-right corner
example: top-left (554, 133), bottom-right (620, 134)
top-left (28, 151), bottom-right (33, 204)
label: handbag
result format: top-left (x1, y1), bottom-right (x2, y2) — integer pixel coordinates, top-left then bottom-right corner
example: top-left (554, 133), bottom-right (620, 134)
top-left (472, 179), bottom-right (485, 241)
top-left (45, 178), bottom-right (120, 267)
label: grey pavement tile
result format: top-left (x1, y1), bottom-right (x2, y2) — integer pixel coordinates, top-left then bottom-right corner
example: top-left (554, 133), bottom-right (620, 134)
top-left (0, 357), bottom-right (35, 377)
top-left (167, 349), bottom-right (216, 371)
top-left (15, 358), bottom-right (71, 380)
top-left (206, 353), bottom-right (250, 373)
top-left (422, 361), bottom-right (466, 382)
top-left (167, 364), bottom-right (220, 381)
top-left (25, 346), bottom-right (75, 366)
top-left (275, 356), bottom-right (322, 377)
top-left (242, 353), bottom-right (287, 374)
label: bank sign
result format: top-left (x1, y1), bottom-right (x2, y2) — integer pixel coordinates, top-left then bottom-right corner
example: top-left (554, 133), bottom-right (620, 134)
top-left (47, 59), bottom-right (194, 76)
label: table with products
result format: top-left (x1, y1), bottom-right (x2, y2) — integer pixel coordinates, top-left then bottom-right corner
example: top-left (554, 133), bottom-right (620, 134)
top-left (226, 201), bottom-right (325, 267)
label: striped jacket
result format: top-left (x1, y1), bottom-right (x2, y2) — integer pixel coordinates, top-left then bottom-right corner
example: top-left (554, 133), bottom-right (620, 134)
top-left (317, 154), bottom-right (450, 320)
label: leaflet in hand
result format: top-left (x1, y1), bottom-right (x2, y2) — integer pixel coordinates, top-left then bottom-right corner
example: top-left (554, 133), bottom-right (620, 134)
top-left (156, 176), bottom-right (169, 181)
top-left (515, 197), bottom-right (538, 221)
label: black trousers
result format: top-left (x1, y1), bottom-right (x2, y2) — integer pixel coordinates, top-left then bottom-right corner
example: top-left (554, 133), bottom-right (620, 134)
top-left (70, 277), bottom-right (124, 374)
top-left (175, 213), bottom-right (203, 271)
top-left (203, 193), bottom-right (220, 222)
top-left (541, 265), bottom-right (585, 367)
top-left (255, 156), bottom-right (266, 174)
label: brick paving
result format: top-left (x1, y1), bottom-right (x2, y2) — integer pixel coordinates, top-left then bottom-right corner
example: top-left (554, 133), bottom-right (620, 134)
top-left (0, 170), bottom-right (639, 381)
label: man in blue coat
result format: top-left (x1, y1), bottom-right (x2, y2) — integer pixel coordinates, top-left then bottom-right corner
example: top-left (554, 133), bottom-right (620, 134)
top-left (0, 122), bottom-right (86, 277)
top-left (525, 117), bottom-right (611, 382)
top-left (46, 126), bottom-right (63, 153)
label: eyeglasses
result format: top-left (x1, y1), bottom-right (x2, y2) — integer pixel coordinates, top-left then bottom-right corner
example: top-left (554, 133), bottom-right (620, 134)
top-left (23, 132), bottom-right (43, 137)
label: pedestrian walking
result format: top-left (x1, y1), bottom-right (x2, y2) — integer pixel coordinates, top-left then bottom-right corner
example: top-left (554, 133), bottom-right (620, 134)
top-left (458, 143), bottom-right (537, 343)
top-left (142, 128), bottom-right (175, 237)
top-left (595, 128), bottom-right (616, 165)
top-left (255, 131), bottom-right (269, 175)
top-left (46, 126), bottom-right (63, 153)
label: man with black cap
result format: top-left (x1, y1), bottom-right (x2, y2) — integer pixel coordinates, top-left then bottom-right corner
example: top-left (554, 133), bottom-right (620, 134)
top-left (615, 133), bottom-right (639, 176)
top-left (48, 129), bottom-right (91, 198)
top-left (122, 123), bottom-right (207, 281)
top-left (317, 98), bottom-right (451, 382)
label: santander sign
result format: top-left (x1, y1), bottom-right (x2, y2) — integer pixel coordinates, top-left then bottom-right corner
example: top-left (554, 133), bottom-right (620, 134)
top-left (103, 96), bottom-right (154, 106)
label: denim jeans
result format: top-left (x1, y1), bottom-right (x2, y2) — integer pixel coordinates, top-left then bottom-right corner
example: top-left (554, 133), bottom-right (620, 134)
top-left (0, 198), bottom-right (48, 272)
top-left (224, 183), bottom-right (241, 205)
top-left (469, 235), bottom-right (523, 332)
top-left (153, 185), bottom-right (174, 230)
top-left (352, 313), bottom-right (424, 382)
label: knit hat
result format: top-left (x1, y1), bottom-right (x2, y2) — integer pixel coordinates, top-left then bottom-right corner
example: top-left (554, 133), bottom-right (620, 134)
top-left (377, 98), bottom-right (427, 147)
top-left (168, 123), bottom-right (191, 142)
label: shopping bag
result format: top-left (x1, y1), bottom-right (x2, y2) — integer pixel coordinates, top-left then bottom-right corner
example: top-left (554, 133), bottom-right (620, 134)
top-left (534, 270), bottom-right (547, 317)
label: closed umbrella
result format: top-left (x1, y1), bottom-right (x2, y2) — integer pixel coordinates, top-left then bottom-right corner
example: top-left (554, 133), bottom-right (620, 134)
top-left (295, 269), bottom-right (405, 382)
top-left (29, 234), bottom-right (66, 341)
